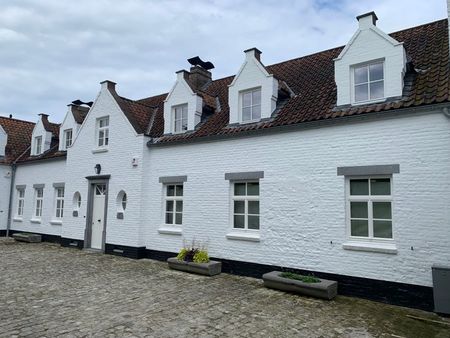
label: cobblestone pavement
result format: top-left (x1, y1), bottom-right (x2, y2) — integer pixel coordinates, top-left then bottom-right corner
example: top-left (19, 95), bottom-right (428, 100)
top-left (1, 239), bottom-right (450, 338)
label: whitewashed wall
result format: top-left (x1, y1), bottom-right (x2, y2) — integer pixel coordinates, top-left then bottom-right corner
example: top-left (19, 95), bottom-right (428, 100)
top-left (141, 111), bottom-right (450, 287)
top-left (0, 165), bottom-right (12, 231)
top-left (11, 159), bottom-right (66, 236)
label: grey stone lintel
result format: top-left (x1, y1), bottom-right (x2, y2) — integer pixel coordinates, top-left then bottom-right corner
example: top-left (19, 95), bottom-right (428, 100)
top-left (33, 183), bottom-right (45, 189)
top-left (225, 171), bottom-right (264, 181)
top-left (337, 164), bottom-right (399, 176)
top-left (159, 175), bottom-right (188, 184)
top-left (52, 182), bottom-right (65, 188)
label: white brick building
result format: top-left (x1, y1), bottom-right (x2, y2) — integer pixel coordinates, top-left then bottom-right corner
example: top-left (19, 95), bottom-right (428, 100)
top-left (1, 12), bottom-right (449, 311)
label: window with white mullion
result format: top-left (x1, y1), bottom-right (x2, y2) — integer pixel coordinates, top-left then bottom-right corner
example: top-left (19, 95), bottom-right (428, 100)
top-left (17, 188), bottom-right (25, 216)
top-left (241, 88), bottom-right (261, 122)
top-left (55, 187), bottom-right (65, 219)
top-left (173, 105), bottom-right (188, 133)
top-left (232, 181), bottom-right (260, 230)
top-left (34, 136), bottom-right (42, 155)
top-left (64, 129), bottom-right (73, 149)
top-left (354, 62), bottom-right (384, 102)
top-left (34, 188), bottom-right (44, 218)
top-left (97, 117), bottom-right (109, 147)
top-left (164, 184), bottom-right (183, 225)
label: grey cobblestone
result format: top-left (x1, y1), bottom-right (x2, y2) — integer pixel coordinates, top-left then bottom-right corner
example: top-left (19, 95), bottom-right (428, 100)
top-left (1, 238), bottom-right (449, 337)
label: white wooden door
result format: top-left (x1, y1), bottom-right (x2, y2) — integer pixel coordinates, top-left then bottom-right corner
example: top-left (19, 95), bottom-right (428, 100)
top-left (91, 184), bottom-right (106, 249)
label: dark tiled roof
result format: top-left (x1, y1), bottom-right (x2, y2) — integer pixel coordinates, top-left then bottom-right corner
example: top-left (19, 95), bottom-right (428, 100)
top-left (0, 117), bottom-right (35, 164)
top-left (72, 105), bottom-right (89, 124)
top-left (15, 144), bottom-right (66, 164)
top-left (111, 93), bottom-right (156, 134)
top-left (135, 19), bottom-right (449, 144)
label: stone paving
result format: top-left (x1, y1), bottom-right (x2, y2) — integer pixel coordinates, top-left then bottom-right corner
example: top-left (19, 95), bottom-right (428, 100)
top-left (1, 238), bottom-right (450, 338)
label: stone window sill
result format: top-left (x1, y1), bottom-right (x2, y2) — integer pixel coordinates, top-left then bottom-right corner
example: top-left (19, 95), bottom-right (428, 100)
top-left (30, 219), bottom-right (42, 224)
top-left (226, 231), bottom-right (260, 242)
top-left (158, 226), bottom-right (182, 235)
top-left (91, 148), bottom-right (108, 154)
top-left (342, 241), bottom-right (397, 254)
top-left (13, 217), bottom-right (23, 222)
top-left (50, 220), bottom-right (63, 225)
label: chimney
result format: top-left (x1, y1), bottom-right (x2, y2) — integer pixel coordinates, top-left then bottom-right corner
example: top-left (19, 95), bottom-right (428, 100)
top-left (244, 47), bottom-right (262, 62)
top-left (356, 11), bottom-right (378, 29)
top-left (189, 66), bottom-right (212, 90)
top-left (38, 113), bottom-right (49, 123)
top-left (100, 80), bottom-right (117, 93)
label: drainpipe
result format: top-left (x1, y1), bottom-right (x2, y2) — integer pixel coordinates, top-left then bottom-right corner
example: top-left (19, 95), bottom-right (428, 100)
top-left (6, 163), bottom-right (16, 237)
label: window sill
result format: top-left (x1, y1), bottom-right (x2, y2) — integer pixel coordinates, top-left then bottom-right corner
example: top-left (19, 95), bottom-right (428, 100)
top-left (91, 148), bottom-right (108, 154)
top-left (158, 226), bottom-right (182, 235)
top-left (50, 220), bottom-right (63, 225)
top-left (30, 219), bottom-right (42, 224)
top-left (13, 217), bottom-right (23, 222)
top-left (226, 231), bottom-right (260, 242)
top-left (342, 241), bottom-right (397, 254)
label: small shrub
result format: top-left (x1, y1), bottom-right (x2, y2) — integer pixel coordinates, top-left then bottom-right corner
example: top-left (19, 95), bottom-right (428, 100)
top-left (193, 250), bottom-right (209, 263)
top-left (176, 248), bottom-right (188, 261)
top-left (280, 272), bottom-right (320, 283)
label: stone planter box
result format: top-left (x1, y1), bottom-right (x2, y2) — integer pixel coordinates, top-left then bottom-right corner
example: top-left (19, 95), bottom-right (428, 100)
top-left (167, 257), bottom-right (222, 276)
top-left (263, 271), bottom-right (337, 300)
top-left (12, 233), bottom-right (42, 243)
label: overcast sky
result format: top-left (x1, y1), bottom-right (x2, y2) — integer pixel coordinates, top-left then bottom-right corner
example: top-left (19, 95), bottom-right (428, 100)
top-left (0, 0), bottom-right (447, 122)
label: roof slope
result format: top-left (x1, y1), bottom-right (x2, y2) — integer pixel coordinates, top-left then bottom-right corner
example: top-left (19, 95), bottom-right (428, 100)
top-left (0, 117), bottom-right (35, 164)
top-left (134, 19), bottom-right (449, 144)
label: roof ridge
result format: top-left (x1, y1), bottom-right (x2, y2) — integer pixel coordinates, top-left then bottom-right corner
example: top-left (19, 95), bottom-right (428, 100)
top-left (0, 115), bottom-right (35, 125)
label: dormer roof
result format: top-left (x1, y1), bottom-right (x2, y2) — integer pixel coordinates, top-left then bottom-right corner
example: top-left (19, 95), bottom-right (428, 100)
top-left (0, 116), bottom-right (35, 164)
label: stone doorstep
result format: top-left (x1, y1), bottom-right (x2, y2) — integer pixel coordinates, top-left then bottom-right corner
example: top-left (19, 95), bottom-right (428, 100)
top-left (262, 271), bottom-right (338, 300)
top-left (12, 233), bottom-right (42, 243)
top-left (167, 257), bottom-right (222, 276)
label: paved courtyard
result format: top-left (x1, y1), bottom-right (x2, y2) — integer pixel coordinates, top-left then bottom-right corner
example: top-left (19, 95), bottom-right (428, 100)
top-left (1, 239), bottom-right (449, 338)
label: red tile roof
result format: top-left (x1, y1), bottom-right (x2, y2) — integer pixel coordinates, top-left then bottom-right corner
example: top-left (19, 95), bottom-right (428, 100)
top-left (0, 117), bottom-right (35, 164)
top-left (133, 19), bottom-right (449, 144)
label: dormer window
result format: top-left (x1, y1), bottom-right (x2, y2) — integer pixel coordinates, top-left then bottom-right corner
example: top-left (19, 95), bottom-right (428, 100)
top-left (34, 136), bottom-right (42, 155)
top-left (354, 62), bottom-right (384, 103)
top-left (241, 88), bottom-right (261, 122)
top-left (64, 129), bottom-right (73, 149)
top-left (173, 104), bottom-right (188, 133)
top-left (97, 117), bottom-right (109, 147)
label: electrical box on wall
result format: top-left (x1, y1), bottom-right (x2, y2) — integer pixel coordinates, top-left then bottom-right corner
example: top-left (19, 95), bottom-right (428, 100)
top-left (132, 157), bottom-right (139, 167)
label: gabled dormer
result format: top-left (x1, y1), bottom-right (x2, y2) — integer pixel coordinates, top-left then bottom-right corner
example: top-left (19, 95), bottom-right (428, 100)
top-left (58, 103), bottom-right (89, 151)
top-left (228, 48), bottom-right (278, 125)
top-left (0, 124), bottom-right (6, 158)
top-left (334, 12), bottom-right (407, 106)
top-left (31, 113), bottom-right (56, 156)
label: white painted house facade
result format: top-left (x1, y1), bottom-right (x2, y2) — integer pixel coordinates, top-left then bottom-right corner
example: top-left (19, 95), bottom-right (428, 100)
top-left (1, 12), bottom-right (449, 311)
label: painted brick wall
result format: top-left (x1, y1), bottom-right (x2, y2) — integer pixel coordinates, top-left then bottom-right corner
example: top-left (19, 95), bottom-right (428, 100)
top-left (62, 86), bottom-right (147, 247)
top-left (141, 111), bottom-right (450, 287)
top-left (0, 165), bottom-right (12, 230)
top-left (10, 160), bottom-right (66, 236)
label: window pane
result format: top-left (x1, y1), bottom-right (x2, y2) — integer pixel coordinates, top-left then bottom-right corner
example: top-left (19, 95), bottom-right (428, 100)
top-left (350, 179), bottom-right (369, 195)
top-left (175, 119), bottom-right (181, 132)
top-left (354, 66), bottom-right (368, 84)
top-left (174, 107), bottom-right (181, 120)
top-left (369, 63), bottom-right (383, 81)
top-left (247, 182), bottom-right (259, 196)
top-left (373, 202), bottom-right (391, 219)
top-left (175, 213), bottom-right (182, 225)
top-left (248, 201), bottom-right (259, 215)
top-left (248, 215), bottom-right (260, 230)
top-left (371, 178), bottom-right (390, 195)
top-left (165, 213), bottom-right (173, 224)
top-left (175, 185), bottom-right (183, 196)
top-left (252, 104), bottom-right (261, 120)
top-left (166, 185), bottom-right (175, 196)
top-left (234, 215), bottom-right (245, 228)
top-left (176, 200), bottom-right (183, 212)
top-left (234, 183), bottom-right (246, 196)
top-left (242, 107), bottom-right (251, 121)
top-left (370, 81), bottom-right (384, 99)
top-left (242, 92), bottom-right (252, 107)
top-left (351, 219), bottom-right (369, 237)
top-left (182, 118), bottom-right (188, 131)
top-left (252, 89), bottom-right (261, 105)
top-left (166, 200), bottom-right (174, 212)
top-left (234, 200), bottom-right (245, 214)
top-left (374, 220), bottom-right (392, 238)
top-left (355, 84), bottom-right (368, 102)
top-left (350, 201), bottom-right (368, 218)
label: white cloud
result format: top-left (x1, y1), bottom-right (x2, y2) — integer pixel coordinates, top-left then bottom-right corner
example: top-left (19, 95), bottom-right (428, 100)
top-left (0, 0), bottom-right (447, 122)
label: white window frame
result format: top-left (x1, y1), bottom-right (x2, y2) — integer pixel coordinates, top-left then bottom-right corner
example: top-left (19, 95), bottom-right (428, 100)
top-left (34, 136), bottom-right (42, 155)
top-left (240, 87), bottom-right (262, 123)
top-left (172, 104), bottom-right (188, 133)
top-left (34, 187), bottom-right (44, 219)
top-left (163, 184), bottom-right (183, 226)
top-left (54, 187), bottom-right (65, 219)
top-left (346, 176), bottom-right (393, 242)
top-left (16, 188), bottom-right (25, 217)
top-left (64, 129), bottom-right (73, 149)
top-left (96, 116), bottom-right (109, 148)
top-left (230, 181), bottom-right (260, 231)
top-left (352, 60), bottom-right (385, 104)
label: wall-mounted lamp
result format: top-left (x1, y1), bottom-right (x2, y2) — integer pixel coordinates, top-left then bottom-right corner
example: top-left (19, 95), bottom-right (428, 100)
top-left (95, 164), bottom-right (101, 175)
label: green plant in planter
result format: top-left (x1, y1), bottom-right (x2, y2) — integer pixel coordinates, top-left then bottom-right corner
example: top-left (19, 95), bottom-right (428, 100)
top-left (193, 250), bottom-right (209, 263)
top-left (176, 248), bottom-right (188, 261)
top-left (280, 272), bottom-right (320, 283)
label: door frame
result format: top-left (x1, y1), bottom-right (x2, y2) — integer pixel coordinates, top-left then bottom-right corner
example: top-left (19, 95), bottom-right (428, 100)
top-left (84, 175), bottom-right (110, 251)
